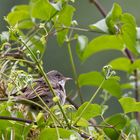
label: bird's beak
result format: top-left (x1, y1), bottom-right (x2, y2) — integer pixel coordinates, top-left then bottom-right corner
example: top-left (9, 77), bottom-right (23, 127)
top-left (65, 77), bottom-right (72, 81)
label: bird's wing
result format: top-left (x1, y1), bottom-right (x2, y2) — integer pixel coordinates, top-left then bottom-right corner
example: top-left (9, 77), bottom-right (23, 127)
top-left (21, 81), bottom-right (60, 100)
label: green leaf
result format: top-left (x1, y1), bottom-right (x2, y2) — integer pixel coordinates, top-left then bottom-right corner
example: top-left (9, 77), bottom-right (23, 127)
top-left (121, 13), bottom-right (137, 55)
top-left (131, 59), bottom-right (140, 70)
top-left (78, 71), bottom-right (122, 98)
top-left (56, 5), bottom-right (75, 45)
top-left (76, 102), bottom-right (102, 120)
top-left (89, 19), bottom-right (108, 33)
top-left (121, 83), bottom-right (133, 90)
top-left (119, 97), bottom-right (140, 113)
top-left (7, 5), bottom-right (31, 26)
top-left (102, 114), bottom-right (127, 140)
top-left (76, 35), bottom-right (88, 60)
top-left (76, 118), bottom-right (89, 127)
top-left (18, 20), bottom-right (35, 29)
top-left (39, 128), bottom-right (73, 140)
top-left (83, 35), bottom-right (123, 61)
top-left (109, 57), bottom-right (131, 72)
top-left (30, 0), bottom-right (57, 20)
top-left (124, 119), bottom-right (140, 139)
top-left (106, 3), bottom-right (122, 33)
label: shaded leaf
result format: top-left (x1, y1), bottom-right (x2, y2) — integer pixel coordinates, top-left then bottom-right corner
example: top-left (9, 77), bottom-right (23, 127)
top-left (102, 114), bottom-right (127, 140)
top-left (119, 97), bottom-right (140, 113)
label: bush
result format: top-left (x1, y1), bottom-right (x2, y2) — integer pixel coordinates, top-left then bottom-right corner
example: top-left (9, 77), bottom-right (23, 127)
top-left (0, 0), bottom-right (140, 139)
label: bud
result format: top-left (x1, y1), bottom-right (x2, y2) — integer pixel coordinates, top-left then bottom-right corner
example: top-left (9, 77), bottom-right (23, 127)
top-left (53, 96), bottom-right (60, 103)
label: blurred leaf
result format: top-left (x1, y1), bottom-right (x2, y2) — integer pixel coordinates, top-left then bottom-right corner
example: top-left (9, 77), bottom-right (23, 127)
top-left (121, 83), bottom-right (133, 90)
top-left (56, 5), bottom-right (75, 45)
top-left (132, 59), bottom-right (140, 70)
top-left (7, 5), bottom-right (32, 28)
top-left (76, 118), bottom-right (89, 127)
top-left (106, 3), bottom-right (122, 34)
top-left (83, 35), bottom-right (123, 61)
top-left (18, 20), bottom-right (35, 29)
top-left (0, 31), bottom-right (10, 42)
top-left (124, 119), bottom-right (140, 139)
top-left (39, 128), bottom-right (73, 140)
top-left (78, 71), bottom-right (122, 98)
top-left (119, 97), bottom-right (140, 113)
top-left (109, 57), bottom-right (131, 72)
top-left (106, 3), bottom-right (137, 55)
top-left (76, 35), bottom-right (88, 60)
top-left (75, 102), bottom-right (102, 120)
top-left (30, 0), bottom-right (57, 20)
top-left (89, 19), bottom-right (108, 33)
top-left (102, 114), bottom-right (127, 140)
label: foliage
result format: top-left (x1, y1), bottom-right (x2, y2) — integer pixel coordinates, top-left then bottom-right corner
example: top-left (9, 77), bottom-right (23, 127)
top-left (0, 0), bottom-right (140, 139)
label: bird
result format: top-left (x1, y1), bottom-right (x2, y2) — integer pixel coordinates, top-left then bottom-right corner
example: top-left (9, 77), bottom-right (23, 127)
top-left (0, 70), bottom-right (72, 108)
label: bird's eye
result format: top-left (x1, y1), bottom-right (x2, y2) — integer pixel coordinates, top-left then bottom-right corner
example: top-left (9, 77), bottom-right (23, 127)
top-left (55, 74), bottom-right (61, 79)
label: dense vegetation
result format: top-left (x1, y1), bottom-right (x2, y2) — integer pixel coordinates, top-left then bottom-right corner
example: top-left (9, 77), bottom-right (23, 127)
top-left (0, 0), bottom-right (140, 139)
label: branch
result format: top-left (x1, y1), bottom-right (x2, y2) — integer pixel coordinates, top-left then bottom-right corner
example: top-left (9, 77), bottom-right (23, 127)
top-left (0, 116), bottom-right (34, 124)
top-left (89, 0), bottom-right (107, 17)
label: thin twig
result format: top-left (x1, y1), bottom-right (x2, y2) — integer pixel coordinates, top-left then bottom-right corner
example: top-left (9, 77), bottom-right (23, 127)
top-left (0, 116), bottom-right (33, 124)
top-left (67, 42), bottom-right (84, 104)
top-left (89, 0), bottom-right (107, 17)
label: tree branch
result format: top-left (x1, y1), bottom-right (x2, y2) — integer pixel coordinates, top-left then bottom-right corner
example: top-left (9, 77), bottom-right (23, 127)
top-left (89, 0), bottom-right (107, 17)
top-left (0, 116), bottom-right (34, 124)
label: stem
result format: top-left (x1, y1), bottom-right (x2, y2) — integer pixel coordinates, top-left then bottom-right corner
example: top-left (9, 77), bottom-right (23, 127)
top-left (73, 79), bottom-right (105, 125)
top-left (67, 42), bottom-right (84, 104)
top-left (0, 116), bottom-right (33, 124)
top-left (89, 0), bottom-right (107, 17)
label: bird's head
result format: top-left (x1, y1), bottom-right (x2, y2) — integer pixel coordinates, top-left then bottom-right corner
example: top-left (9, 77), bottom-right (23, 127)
top-left (47, 70), bottom-right (72, 86)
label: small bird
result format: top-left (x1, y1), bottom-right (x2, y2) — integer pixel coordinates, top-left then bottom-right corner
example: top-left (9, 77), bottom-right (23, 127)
top-left (0, 70), bottom-right (72, 108)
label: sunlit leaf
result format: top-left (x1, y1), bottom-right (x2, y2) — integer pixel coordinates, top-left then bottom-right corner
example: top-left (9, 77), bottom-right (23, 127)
top-left (119, 97), bottom-right (140, 113)
top-left (89, 19), bottom-right (108, 33)
top-left (109, 57), bottom-right (131, 72)
top-left (106, 3), bottom-right (122, 33)
top-left (83, 35), bottom-right (123, 61)
top-left (56, 5), bottom-right (75, 45)
top-left (78, 71), bottom-right (122, 98)
top-left (30, 0), bottom-right (57, 20)
top-left (76, 35), bottom-right (88, 60)
top-left (76, 102), bottom-right (102, 120)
